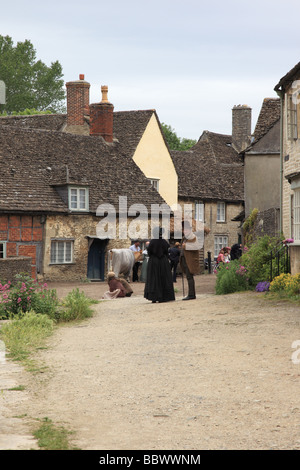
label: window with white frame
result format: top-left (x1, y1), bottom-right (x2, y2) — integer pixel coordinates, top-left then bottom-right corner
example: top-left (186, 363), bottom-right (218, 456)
top-left (293, 189), bottom-right (300, 241)
top-left (69, 187), bottom-right (89, 211)
top-left (50, 240), bottom-right (73, 264)
top-left (217, 202), bottom-right (226, 222)
top-left (195, 201), bottom-right (204, 221)
top-left (149, 179), bottom-right (159, 191)
top-left (0, 241), bottom-right (6, 259)
top-left (214, 236), bottom-right (228, 258)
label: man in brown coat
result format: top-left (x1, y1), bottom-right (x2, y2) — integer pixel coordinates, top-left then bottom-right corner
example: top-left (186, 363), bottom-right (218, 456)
top-left (180, 220), bottom-right (200, 300)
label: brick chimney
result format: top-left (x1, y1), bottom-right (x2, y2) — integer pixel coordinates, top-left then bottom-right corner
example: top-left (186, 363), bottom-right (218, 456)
top-left (66, 74), bottom-right (90, 126)
top-left (232, 105), bottom-right (252, 153)
top-left (89, 86), bottom-right (114, 143)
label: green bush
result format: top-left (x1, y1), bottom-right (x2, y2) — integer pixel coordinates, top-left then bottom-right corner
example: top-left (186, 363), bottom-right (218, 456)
top-left (240, 235), bottom-right (285, 287)
top-left (215, 235), bottom-right (289, 295)
top-left (59, 288), bottom-right (96, 322)
top-left (215, 260), bottom-right (249, 295)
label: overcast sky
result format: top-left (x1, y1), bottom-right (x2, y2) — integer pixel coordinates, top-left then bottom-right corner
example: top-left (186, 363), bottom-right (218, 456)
top-left (1, 0), bottom-right (300, 140)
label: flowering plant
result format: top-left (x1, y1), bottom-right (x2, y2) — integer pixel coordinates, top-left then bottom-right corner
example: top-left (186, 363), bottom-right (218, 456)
top-left (255, 281), bottom-right (270, 292)
top-left (236, 265), bottom-right (247, 277)
top-left (269, 273), bottom-right (300, 297)
top-left (0, 273), bottom-right (59, 319)
top-left (283, 238), bottom-right (294, 245)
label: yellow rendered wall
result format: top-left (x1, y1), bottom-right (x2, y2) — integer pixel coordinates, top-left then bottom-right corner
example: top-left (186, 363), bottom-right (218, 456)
top-left (132, 114), bottom-right (178, 207)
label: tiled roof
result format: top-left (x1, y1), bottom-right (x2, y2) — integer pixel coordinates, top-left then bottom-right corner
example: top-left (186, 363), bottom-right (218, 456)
top-left (252, 98), bottom-right (281, 142)
top-left (274, 61), bottom-right (300, 92)
top-left (0, 124), bottom-right (167, 214)
top-left (0, 109), bottom-right (160, 160)
top-left (171, 131), bottom-right (244, 202)
top-left (0, 113), bottom-right (66, 131)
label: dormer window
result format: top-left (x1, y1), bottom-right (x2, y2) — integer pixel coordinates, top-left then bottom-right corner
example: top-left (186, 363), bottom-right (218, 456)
top-left (68, 187), bottom-right (89, 212)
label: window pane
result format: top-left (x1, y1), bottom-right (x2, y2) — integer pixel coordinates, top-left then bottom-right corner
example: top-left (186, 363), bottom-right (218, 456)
top-left (65, 242), bottom-right (72, 262)
top-left (217, 202), bottom-right (225, 222)
top-left (51, 241), bottom-right (73, 263)
top-left (57, 243), bottom-right (65, 263)
top-left (70, 189), bottom-right (78, 209)
top-left (195, 201), bottom-right (204, 221)
top-left (79, 189), bottom-right (86, 209)
top-left (50, 241), bottom-right (57, 263)
top-left (0, 243), bottom-right (4, 259)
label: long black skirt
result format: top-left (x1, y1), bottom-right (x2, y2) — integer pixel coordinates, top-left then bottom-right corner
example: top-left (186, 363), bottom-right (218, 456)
top-left (144, 255), bottom-right (175, 303)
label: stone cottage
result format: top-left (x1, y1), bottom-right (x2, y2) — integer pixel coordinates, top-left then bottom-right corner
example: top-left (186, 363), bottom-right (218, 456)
top-left (171, 105), bottom-right (246, 261)
top-left (0, 78), bottom-right (172, 281)
top-left (274, 61), bottom-right (300, 274)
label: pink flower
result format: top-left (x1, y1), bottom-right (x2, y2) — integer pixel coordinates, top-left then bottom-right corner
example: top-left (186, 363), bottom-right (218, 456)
top-left (17, 297), bottom-right (22, 303)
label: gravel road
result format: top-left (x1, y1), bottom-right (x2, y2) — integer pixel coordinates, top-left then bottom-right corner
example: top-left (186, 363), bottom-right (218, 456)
top-left (1, 275), bottom-right (300, 450)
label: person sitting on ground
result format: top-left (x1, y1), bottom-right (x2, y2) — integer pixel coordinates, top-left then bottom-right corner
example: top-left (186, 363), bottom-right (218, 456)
top-left (103, 272), bottom-right (132, 299)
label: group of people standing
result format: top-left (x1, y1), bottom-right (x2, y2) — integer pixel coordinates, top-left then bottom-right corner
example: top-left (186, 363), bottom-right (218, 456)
top-left (103, 221), bottom-right (200, 303)
top-left (137, 221), bottom-right (200, 303)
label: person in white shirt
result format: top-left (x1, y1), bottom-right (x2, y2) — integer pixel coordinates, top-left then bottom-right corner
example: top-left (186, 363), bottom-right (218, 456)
top-left (130, 240), bottom-right (141, 282)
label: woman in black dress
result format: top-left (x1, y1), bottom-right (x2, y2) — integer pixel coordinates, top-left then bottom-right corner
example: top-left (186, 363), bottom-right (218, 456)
top-left (144, 227), bottom-right (175, 303)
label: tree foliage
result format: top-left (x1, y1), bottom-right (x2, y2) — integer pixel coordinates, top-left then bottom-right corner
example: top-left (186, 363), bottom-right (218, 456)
top-left (161, 122), bottom-right (197, 150)
top-left (0, 35), bottom-right (66, 113)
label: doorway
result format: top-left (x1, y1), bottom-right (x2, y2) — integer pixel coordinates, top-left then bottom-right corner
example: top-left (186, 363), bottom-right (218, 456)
top-left (87, 238), bottom-right (108, 281)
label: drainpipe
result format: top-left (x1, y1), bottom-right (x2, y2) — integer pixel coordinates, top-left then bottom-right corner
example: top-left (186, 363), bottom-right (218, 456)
top-left (275, 88), bottom-right (284, 235)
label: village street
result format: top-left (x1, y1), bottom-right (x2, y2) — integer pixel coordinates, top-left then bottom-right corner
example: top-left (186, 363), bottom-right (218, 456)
top-left (1, 275), bottom-right (300, 450)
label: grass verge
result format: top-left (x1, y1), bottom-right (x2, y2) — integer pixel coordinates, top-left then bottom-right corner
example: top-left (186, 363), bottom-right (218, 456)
top-left (0, 311), bottom-right (54, 367)
top-left (33, 417), bottom-right (79, 450)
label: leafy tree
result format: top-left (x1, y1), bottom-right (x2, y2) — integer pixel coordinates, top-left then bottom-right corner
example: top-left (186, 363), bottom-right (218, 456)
top-left (161, 122), bottom-right (197, 150)
top-left (0, 35), bottom-right (65, 113)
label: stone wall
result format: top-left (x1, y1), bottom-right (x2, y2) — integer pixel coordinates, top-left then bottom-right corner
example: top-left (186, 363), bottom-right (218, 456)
top-left (254, 207), bottom-right (280, 239)
top-left (0, 257), bottom-right (32, 283)
top-left (43, 213), bottom-right (152, 281)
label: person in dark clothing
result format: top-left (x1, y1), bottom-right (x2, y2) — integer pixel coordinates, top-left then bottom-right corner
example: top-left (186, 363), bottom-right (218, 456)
top-left (144, 228), bottom-right (175, 303)
top-left (230, 243), bottom-right (242, 261)
top-left (169, 242), bottom-right (181, 282)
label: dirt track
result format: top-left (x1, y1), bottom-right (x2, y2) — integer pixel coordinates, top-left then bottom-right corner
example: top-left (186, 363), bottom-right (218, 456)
top-left (1, 275), bottom-right (300, 450)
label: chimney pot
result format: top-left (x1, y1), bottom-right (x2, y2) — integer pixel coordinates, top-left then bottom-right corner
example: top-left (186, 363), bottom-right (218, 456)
top-left (101, 85), bottom-right (110, 103)
top-left (79, 74), bottom-right (85, 80)
top-left (89, 86), bottom-right (114, 142)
